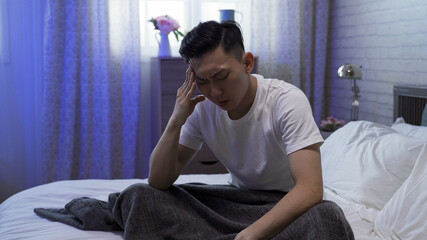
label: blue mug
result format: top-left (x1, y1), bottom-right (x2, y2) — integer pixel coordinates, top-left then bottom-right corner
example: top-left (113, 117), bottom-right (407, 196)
top-left (219, 9), bottom-right (243, 22)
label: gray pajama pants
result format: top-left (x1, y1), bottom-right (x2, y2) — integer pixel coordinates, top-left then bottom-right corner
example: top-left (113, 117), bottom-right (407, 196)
top-left (35, 183), bottom-right (354, 240)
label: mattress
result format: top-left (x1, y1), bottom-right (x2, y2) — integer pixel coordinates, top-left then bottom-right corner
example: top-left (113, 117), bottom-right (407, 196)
top-left (0, 173), bottom-right (378, 240)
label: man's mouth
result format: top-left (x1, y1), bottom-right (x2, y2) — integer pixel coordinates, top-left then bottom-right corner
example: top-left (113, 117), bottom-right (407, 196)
top-left (218, 100), bottom-right (229, 107)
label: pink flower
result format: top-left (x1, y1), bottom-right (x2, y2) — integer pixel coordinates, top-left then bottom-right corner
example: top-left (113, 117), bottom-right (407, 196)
top-left (319, 116), bottom-right (345, 132)
top-left (149, 15), bottom-right (184, 41)
top-left (154, 15), bottom-right (179, 34)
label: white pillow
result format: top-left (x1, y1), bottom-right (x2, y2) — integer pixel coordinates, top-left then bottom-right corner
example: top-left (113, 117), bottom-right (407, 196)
top-left (321, 120), bottom-right (425, 210)
top-left (374, 143), bottom-right (427, 240)
top-left (392, 117), bottom-right (427, 142)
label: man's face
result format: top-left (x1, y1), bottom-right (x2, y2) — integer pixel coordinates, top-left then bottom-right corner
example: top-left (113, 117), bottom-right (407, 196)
top-left (190, 47), bottom-right (250, 114)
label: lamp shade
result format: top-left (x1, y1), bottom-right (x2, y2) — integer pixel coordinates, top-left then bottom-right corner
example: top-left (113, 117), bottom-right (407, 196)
top-left (337, 64), bottom-right (362, 79)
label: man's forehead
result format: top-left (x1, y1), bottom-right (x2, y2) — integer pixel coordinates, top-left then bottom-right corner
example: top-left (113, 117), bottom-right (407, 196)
top-left (190, 51), bottom-right (235, 75)
top-left (190, 59), bottom-right (227, 77)
top-left (193, 67), bottom-right (227, 80)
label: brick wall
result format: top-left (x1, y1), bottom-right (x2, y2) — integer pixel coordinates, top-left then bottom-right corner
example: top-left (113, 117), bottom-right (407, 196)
top-left (326, 0), bottom-right (427, 125)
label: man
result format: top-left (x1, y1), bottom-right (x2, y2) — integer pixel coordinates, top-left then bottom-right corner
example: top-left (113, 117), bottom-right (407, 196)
top-left (148, 21), bottom-right (352, 239)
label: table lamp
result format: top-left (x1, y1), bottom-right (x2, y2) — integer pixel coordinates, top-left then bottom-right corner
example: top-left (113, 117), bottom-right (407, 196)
top-left (337, 64), bottom-right (362, 121)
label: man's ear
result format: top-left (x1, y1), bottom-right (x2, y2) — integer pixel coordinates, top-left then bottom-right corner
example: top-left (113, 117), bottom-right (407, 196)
top-left (242, 52), bottom-right (254, 74)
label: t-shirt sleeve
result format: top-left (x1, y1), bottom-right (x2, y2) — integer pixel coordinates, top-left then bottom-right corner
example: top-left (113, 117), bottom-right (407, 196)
top-left (276, 88), bottom-right (324, 155)
top-left (179, 105), bottom-right (204, 151)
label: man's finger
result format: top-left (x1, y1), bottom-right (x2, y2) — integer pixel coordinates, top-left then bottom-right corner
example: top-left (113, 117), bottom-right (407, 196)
top-left (182, 68), bottom-right (191, 90)
top-left (185, 68), bottom-right (195, 90)
top-left (183, 68), bottom-right (194, 92)
top-left (191, 95), bottom-right (206, 104)
top-left (178, 68), bottom-right (192, 96)
top-left (185, 82), bottom-right (197, 99)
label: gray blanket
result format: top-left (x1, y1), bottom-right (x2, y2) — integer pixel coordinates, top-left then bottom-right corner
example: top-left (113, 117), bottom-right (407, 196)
top-left (34, 183), bottom-right (354, 240)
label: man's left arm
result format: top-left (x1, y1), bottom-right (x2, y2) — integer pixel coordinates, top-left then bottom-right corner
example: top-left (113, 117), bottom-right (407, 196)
top-left (235, 143), bottom-right (323, 240)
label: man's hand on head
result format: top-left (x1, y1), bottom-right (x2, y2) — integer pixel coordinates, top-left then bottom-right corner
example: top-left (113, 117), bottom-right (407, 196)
top-left (169, 66), bottom-right (205, 127)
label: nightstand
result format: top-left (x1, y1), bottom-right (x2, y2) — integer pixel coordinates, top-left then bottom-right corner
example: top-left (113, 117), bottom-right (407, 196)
top-left (320, 130), bottom-right (333, 140)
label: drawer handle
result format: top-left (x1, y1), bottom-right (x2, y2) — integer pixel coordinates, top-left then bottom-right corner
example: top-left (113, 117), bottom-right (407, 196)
top-left (200, 161), bottom-right (218, 165)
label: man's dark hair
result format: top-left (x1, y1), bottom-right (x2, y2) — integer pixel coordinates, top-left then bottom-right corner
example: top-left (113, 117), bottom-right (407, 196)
top-left (179, 20), bottom-right (245, 64)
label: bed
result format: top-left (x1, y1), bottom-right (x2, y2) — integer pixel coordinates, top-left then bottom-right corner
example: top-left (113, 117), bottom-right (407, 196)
top-left (1, 86), bottom-right (427, 239)
top-left (1, 118), bottom-right (426, 239)
top-left (0, 174), bottom-right (384, 240)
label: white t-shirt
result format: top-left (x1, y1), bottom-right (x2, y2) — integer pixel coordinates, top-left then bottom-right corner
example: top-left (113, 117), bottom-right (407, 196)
top-left (179, 74), bottom-right (323, 192)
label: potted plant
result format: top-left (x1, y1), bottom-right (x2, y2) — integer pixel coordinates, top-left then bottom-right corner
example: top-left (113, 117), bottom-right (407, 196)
top-left (319, 116), bottom-right (345, 139)
top-left (149, 15), bottom-right (184, 57)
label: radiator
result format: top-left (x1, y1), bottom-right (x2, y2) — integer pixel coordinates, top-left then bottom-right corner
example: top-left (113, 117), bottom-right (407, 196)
top-left (393, 85), bottom-right (427, 126)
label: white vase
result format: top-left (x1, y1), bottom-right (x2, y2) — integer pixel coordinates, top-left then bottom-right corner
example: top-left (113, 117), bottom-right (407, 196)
top-left (156, 32), bottom-right (171, 57)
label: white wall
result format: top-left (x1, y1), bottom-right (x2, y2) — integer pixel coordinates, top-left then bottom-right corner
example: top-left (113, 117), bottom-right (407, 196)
top-left (326, 0), bottom-right (427, 125)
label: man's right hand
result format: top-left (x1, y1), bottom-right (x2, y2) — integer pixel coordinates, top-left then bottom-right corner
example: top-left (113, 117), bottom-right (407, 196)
top-left (169, 67), bottom-right (205, 127)
top-left (148, 67), bottom-right (202, 189)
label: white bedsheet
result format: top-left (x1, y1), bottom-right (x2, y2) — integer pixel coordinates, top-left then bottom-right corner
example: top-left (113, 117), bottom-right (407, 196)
top-left (0, 174), bottom-right (378, 240)
top-left (323, 188), bottom-right (380, 240)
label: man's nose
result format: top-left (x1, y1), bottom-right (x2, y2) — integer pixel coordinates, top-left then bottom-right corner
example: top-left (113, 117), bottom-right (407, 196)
top-left (210, 82), bottom-right (223, 97)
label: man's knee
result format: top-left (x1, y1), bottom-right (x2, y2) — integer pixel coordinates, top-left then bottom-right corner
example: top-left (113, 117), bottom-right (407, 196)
top-left (312, 201), bottom-right (346, 220)
top-left (122, 183), bottom-right (156, 196)
top-left (110, 183), bottom-right (166, 206)
top-left (307, 201), bottom-right (354, 239)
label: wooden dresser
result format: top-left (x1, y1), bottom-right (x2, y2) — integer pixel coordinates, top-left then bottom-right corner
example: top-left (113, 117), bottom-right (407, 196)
top-left (151, 57), bottom-right (258, 174)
